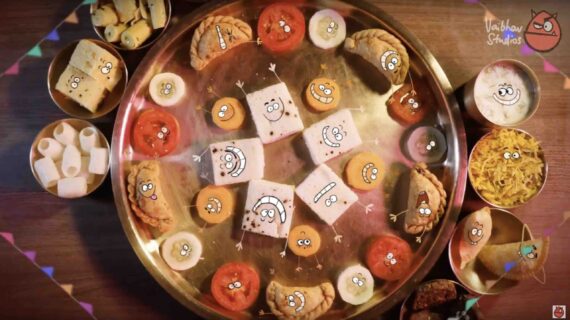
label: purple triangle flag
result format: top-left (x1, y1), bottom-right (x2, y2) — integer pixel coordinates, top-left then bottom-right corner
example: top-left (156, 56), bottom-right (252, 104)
top-left (46, 29), bottom-right (60, 41)
top-left (543, 60), bottom-right (559, 73)
top-left (520, 43), bottom-right (534, 56)
top-left (464, 0), bottom-right (479, 3)
top-left (23, 250), bottom-right (37, 262)
top-left (79, 302), bottom-right (94, 315)
top-left (504, 261), bottom-right (516, 272)
top-left (41, 266), bottom-right (54, 278)
top-left (0, 232), bottom-right (14, 244)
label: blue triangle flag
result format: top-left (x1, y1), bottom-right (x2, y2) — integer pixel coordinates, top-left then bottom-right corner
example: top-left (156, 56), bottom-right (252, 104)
top-left (41, 266), bottom-right (54, 278)
top-left (46, 29), bottom-right (60, 41)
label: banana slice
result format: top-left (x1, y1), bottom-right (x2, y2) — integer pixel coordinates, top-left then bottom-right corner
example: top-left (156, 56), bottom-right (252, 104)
top-left (337, 264), bottom-right (374, 305)
top-left (161, 231), bottom-right (202, 271)
top-left (149, 72), bottom-right (186, 107)
top-left (309, 9), bottom-right (346, 49)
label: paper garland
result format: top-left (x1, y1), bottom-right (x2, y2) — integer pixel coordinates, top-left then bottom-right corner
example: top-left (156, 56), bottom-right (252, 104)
top-left (1, 231), bottom-right (97, 319)
top-left (466, 0), bottom-right (570, 89)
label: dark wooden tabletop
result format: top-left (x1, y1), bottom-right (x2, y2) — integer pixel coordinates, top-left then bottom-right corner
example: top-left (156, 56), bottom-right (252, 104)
top-left (1, 1), bottom-right (569, 319)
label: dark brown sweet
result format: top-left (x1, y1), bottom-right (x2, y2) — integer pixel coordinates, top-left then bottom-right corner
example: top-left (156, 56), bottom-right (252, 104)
top-left (412, 280), bottom-right (457, 311)
top-left (410, 310), bottom-right (442, 320)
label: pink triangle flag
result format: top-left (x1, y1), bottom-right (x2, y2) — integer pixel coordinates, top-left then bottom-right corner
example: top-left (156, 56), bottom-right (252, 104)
top-left (61, 284), bottom-right (74, 295)
top-left (79, 302), bottom-right (94, 315)
top-left (65, 11), bottom-right (79, 24)
top-left (543, 60), bottom-right (559, 73)
top-left (564, 78), bottom-right (570, 90)
top-left (0, 232), bottom-right (14, 244)
top-left (5, 62), bottom-right (19, 75)
top-left (520, 43), bottom-right (535, 56)
top-left (23, 250), bottom-right (37, 262)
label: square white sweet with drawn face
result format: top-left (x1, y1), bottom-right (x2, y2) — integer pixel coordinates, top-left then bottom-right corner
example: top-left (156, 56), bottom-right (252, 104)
top-left (246, 82), bottom-right (304, 144)
top-left (209, 137), bottom-right (265, 186)
top-left (241, 179), bottom-right (295, 239)
top-left (302, 109), bottom-right (362, 165)
top-left (295, 164), bottom-right (358, 225)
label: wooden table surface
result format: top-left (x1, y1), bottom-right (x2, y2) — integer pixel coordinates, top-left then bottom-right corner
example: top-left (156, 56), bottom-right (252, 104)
top-left (1, 1), bottom-right (569, 319)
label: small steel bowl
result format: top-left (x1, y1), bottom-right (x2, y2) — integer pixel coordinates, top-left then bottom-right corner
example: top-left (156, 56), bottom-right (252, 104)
top-left (468, 128), bottom-right (548, 209)
top-left (448, 208), bottom-right (530, 295)
top-left (90, 0), bottom-right (172, 51)
top-left (463, 59), bottom-right (540, 127)
top-left (47, 39), bottom-right (128, 119)
top-left (400, 279), bottom-right (483, 319)
top-left (29, 119), bottom-right (111, 198)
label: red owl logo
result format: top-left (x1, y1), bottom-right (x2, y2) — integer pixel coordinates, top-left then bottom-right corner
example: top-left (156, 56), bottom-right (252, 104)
top-left (524, 10), bottom-right (561, 52)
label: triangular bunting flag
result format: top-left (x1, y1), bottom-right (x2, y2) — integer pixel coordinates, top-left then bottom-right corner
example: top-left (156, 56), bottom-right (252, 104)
top-left (82, 0), bottom-right (96, 5)
top-left (46, 29), bottom-right (60, 41)
top-left (61, 284), bottom-right (74, 295)
top-left (79, 302), bottom-right (94, 315)
top-left (543, 226), bottom-right (555, 236)
top-left (65, 11), bottom-right (79, 24)
top-left (543, 60), bottom-right (559, 73)
top-left (484, 10), bottom-right (497, 22)
top-left (520, 43), bottom-right (535, 56)
top-left (27, 45), bottom-right (42, 58)
top-left (5, 62), bottom-right (20, 75)
top-left (504, 261), bottom-right (516, 272)
top-left (485, 279), bottom-right (498, 289)
top-left (563, 210), bottom-right (570, 222)
top-left (564, 78), bottom-right (570, 90)
top-left (23, 250), bottom-right (37, 262)
top-left (41, 266), bottom-right (54, 278)
top-left (0, 232), bottom-right (14, 244)
top-left (464, 0), bottom-right (479, 3)
top-left (465, 297), bottom-right (481, 311)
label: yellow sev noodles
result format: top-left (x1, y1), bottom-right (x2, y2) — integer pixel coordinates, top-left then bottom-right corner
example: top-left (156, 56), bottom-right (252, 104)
top-left (468, 129), bottom-right (545, 207)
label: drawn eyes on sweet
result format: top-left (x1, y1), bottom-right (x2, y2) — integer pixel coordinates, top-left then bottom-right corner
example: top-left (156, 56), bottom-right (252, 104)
top-left (179, 243), bottom-right (191, 256)
top-left (140, 183), bottom-right (154, 193)
top-left (156, 126), bottom-right (169, 140)
top-left (543, 21), bottom-right (553, 32)
top-left (471, 228), bottom-right (483, 237)
top-left (370, 168), bottom-right (378, 180)
top-left (278, 19), bottom-right (291, 33)
top-left (101, 62), bottom-right (113, 75)
top-left (287, 295), bottom-right (296, 307)
top-left (331, 127), bottom-right (344, 141)
top-left (217, 105), bottom-right (229, 118)
top-left (388, 57), bottom-right (399, 71)
top-left (418, 207), bottom-right (432, 216)
top-left (296, 238), bottom-right (312, 248)
top-left (223, 154), bottom-right (235, 169)
top-left (503, 151), bottom-right (521, 160)
top-left (227, 281), bottom-right (242, 290)
top-left (324, 194), bottom-right (338, 207)
top-left (385, 252), bottom-right (397, 265)
top-left (326, 21), bottom-right (338, 33)
top-left (266, 102), bottom-right (280, 113)
top-left (351, 276), bottom-right (365, 287)
top-left (260, 209), bottom-right (276, 221)
top-left (407, 98), bottom-right (420, 109)
top-left (161, 82), bottom-right (173, 96)
top-left (70, 76), bottom-right (80, 89)
top-left (425, 140), bottom-right (436, 151)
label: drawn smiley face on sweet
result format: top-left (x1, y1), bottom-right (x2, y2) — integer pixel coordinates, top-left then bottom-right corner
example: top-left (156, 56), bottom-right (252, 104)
top-left (317, 16), bottom-right (339, 40)
top-left (383, 252), bottom-right (397, 267)
top-left (492, 83), bottom-right (521, 106)
top-left (362, 163), bottom-right (379, 184)
top-left (502, 150), bottom-right (521, 161)
top-left (211, 97), bottom-right (246, 130)
top-left (219, 146), bottom-right (246, 177)
top-left (253, 195), bottom-right (286, 224)
top-left (205, 197), bottom-right (222, 214)
top-left (138, 180), bottom-right (157, 200)
top-left (68, 74), bottom-right (81, 90)
top-left (286, 291), bottom-right (306, 313)
top-left (288, 225), bottom-right (321, 257)
top-left (100, 61), bottom-right (113, 75)
top-left (524, 10), bottom-right (561, 52)
top-left (380, 50), bottom-right (400, 73)
top-left (468, 221), bottom-right (484, 245)
top-left (321, 125), bottom-right (346, 148)
top-left (306, 78), bottom-right (340, 110)
top-left (263, 97), bottom-right (285, 122)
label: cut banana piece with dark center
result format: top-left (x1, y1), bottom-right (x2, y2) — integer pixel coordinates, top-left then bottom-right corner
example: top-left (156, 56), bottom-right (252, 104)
top-left (161, 231), bottom-right (202, 271)
top-left (337, 264), bottom-right (374, 305)
top-left (149, 72), bottom-right (186, 107)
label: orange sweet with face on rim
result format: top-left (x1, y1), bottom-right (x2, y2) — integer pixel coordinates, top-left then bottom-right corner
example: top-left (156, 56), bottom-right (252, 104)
top-left (211, 97), bottom-right (246, 130)
top-left (196, 185), bottom-right (235, 224)
top-left (305, 77), bottom-right (341, 111)
top-left (287, 225), bottom-right (321, 257)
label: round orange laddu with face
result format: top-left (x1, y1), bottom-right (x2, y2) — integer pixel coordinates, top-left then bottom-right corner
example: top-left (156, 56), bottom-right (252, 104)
top-left (305, 77), bottom-right (341, 111)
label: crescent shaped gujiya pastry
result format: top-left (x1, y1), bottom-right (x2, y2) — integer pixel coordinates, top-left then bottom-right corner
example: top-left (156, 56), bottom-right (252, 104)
top-left (404, 162), bottom-right (447, 240)
top-left (478, 237), bottom-right (550, 280)
top-left (458, 206), bottom-right (493, 269)
top-left (190, 15), bottom-right (253, 70)
top-left (127, 160), bottom-right (174, 232)
top-left (344, 28), bottom-right (410, 85)
top-left (266, 280), bottom-right (335, 320)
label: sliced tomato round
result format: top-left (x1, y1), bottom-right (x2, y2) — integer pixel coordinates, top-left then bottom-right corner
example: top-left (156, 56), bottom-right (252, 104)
top-left (257, 3), bottom-right (306, 53)
top-left (211, 262), bottom-right (260, 311)
top-left (366, 235), bottom-right (413, 281)
top-left (132, 107), bottom-right (180, 157)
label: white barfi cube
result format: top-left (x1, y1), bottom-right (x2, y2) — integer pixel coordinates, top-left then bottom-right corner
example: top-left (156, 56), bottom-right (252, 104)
top-left (69, 40), bottom-right (122, 91)
top-left (209, 137), bottom-right (264, 186)
top-left (302, 109), bottom-right (362, 165)
top-left (296, 164), bottom-right (358, 225)
top-left (246, 82), bottom-right (304, 144)
top-left (55, 65), bottom-right (107, 113)
top-left (241, 179), bottom-right (295, 238)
